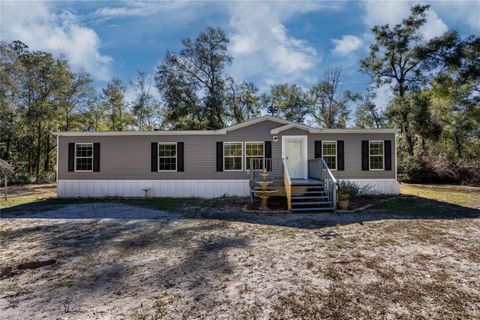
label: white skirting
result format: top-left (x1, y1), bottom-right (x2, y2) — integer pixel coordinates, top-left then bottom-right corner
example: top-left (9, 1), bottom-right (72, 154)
top-left (57, 179), bottom-right (250, 198)
top-left (338, 179), bottom-right (400, 195)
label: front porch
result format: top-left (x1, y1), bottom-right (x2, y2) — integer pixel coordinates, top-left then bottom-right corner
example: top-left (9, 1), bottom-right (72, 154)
top-left (249, 158), bottom-right (337, 212)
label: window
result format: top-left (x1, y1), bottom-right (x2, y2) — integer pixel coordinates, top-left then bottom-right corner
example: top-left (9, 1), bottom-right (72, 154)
top-left (224, 142), bottom-right (243, 171)
top-left (75, 143), bottom-right (93, 172)
top-left (369, 141), bottom-right (384, 170)
top-left (245, 142), bottom-right (264, 170)
top-left (158, 143), bottom-right (177, 171)
top-left (322, 141), bottom-right (337, 170)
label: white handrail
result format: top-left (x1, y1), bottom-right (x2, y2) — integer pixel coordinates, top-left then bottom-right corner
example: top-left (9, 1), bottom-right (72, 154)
top-left (320, 158), bottom-right (337, 208)
top-left (320, 158), bottom-right (337, 184)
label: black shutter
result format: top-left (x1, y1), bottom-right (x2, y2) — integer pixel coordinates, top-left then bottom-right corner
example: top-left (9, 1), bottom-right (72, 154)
top-left (314, 140), bottom-right (322, 159)
top-left (362, 140), bottom-right (369, 171)
top-left (68, 143), bottom-right (75, 172)
top-left (151, 142), bottom-right (158, 172)
top-left (337, 140), bottom-right (344, 171)
top-left (265, 141), bottom-right (272, 171)
top-left (93, 143), bottom-right (100, 172)
top-left (177, 142), bottom-right (184, 172)
top-left (216, 142), bottom-right (223, 172)
top-left (384, 140), bottom-right (392, 171)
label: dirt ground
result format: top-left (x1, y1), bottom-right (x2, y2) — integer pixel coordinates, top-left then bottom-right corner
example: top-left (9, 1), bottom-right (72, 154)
top-left (0, 183), bottom-right (56, 200)
top-left (1, 185), bottom-right (480, 319)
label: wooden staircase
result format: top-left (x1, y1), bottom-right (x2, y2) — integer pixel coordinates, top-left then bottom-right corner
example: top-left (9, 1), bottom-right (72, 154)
top-left (283, 158), bottom-right (337, 213)
top-left (290, 179), bottom-right (335, 212)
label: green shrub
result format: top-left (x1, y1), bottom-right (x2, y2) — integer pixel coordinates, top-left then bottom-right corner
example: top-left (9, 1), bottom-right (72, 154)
top-left (338, 192), bottom-right (350, 201)
top-left (337, 181), bottom-right (360, 199)
top-left (5, 173), bottom-right (31, 185)
top-left (398, 155), bottom-right (480, 186)
top-left (35, 171), bottom-right (56, 183)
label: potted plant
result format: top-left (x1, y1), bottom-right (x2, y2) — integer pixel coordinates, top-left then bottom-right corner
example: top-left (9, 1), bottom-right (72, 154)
top-left (336, 181), bottom-right (360, 210)
top-left (338, 192), bottom-right (350, 210)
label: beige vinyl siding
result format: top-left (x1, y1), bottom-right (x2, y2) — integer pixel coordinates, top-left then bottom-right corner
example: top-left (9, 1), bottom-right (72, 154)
top-left (58, 120), bottom-right (281, 180)
top-left (275, 128), bottom-right (396, 179)
top-left (305, 133), bottom-right (396, 179)
top-left (58, 120), bottom-right (396, 180)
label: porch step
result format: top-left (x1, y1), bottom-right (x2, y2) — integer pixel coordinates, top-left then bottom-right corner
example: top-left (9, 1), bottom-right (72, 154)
top-left (292, 185), bottom-right (324, 190)
top-left (291, 195), bottom-right (329, 200)
top-left (288, 179), bottom-right (334, 212)
top-left (292, 189), bottom-right (327, 194)
top-left (292, 190), bottom-right (327, 195)
top-left (292, 190), bottom-right (328, 196)
top-left (292, 179), bottom-right (323, 186)
top-left (292, 182), bottom-right (324, 186)
top-left (291, 207), bottom-right (336, 212)
top-left (292, 201), bottom-right (332, 206)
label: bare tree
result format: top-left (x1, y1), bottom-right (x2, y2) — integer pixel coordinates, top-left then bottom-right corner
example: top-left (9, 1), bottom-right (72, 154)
top-left (309, 68), bottom-right (359, 128)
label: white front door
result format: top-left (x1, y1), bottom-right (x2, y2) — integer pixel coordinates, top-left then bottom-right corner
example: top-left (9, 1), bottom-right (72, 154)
top-left (283, 136), bottom-right (307, 179)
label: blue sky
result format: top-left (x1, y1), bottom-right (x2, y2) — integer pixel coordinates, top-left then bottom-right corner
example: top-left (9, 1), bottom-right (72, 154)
top-left (2, 1), bottom-right (479, 105)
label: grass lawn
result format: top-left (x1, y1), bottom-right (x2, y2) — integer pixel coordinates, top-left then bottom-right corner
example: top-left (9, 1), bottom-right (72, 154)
top-left (1, 183), bottom-right (479, 319)
top-left (400, 183), bottom-right (480, 208)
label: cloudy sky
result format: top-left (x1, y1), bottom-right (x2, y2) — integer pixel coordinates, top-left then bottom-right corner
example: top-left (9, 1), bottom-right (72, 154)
top-left (1, 0), bottom-right (479, 101)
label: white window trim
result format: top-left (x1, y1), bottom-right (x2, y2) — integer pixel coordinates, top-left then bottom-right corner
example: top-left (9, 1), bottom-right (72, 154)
top-left (322, 140), bottom-right (337, 171)
top-left (369, 140), bottom-right (384, 171)
top-left (245, 141), bottom-right (265, 171)
top-left (74, 143), bottom-right (94, 173)
top-left (158, 142), bottom-right (177, 172)
top-left (223, 142), bottom-right (244, 172)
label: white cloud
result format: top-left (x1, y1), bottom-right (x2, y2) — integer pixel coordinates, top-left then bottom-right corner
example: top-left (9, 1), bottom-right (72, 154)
top-left (372, 84), bottom-right (394, 111)
top-left (362, 1), bottom-right (448, 40)
top-left (1, 1), bottom-right (111, 81)
top-left (91, 1), bottom-right (189, 20)
top-left (226, 2), bottom-right (328, 87)
top-left (420, 10), bottom-right (449, 40)
top-left (332, 35), bottom-right (363, 55)
top-left (86, 1), bottom-right (342, 88)
top-left (434, 1), bottom-right (480, 31)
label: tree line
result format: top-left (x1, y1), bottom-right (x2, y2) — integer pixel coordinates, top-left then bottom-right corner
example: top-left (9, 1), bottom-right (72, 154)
top-left (1, 4), bottom-right (479, 184)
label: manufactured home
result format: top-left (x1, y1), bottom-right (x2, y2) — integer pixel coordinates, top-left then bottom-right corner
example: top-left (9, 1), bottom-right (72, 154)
top-left (55, 116), bottom-right (400, 211)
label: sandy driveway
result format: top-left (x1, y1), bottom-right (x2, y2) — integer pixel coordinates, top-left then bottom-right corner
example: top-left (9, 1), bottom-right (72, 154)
top-left (1, 201), bottom-right (479, 319)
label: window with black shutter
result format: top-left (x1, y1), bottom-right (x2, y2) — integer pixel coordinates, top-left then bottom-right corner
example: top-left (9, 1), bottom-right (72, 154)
top-left (68, 143), bottom-right (75, 172)
top-left (314, 140), bottom-right (322, 159)
top-left (74, 143), bottom-right (93, 172)
top-left (384, 140), bottom-right (392, 171)
top-left (216, 142), bottom-right (223, 172)
top-left (322, 141), bottom-right (337, 170)
top-left (245, 142), bottom-right (264, 170)
top-left (265, 141), bottom-right (272, 171)
top-left (337, 140), bottom-right (344, 171)
top-left (177, 142), bottom-right (184, 172)
top-left (158, 143), bottom-right (177, 171)
top-left (151, 142), bottom-right (158, 172)
top-left (369, 141), bottom-right (384, 170)
top-left (93, 143), bottom-right (100, 172)
top-left (361, 140), bottom-right (369, 171)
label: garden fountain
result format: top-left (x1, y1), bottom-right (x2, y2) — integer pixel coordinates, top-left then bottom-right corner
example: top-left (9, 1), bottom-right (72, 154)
top-left (253, 168), bottom-right (278, 211)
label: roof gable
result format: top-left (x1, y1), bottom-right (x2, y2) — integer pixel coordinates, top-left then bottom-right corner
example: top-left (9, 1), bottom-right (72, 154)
top-left (270, 123), bottom-right (316, 134)
top-left (219, 115), bottom-right (290, 133)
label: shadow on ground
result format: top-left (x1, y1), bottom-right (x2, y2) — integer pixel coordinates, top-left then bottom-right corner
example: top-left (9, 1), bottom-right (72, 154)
top-left (1, 216), bottom-right (250, 314)
top-left (1, 194), bottom-right (479, 319)
top-left (1, 195), bottom-right (479, 230)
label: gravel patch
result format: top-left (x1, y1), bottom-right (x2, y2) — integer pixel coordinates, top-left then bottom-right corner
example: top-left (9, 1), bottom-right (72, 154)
top-left (1, 202), bottom-right (479, 319)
